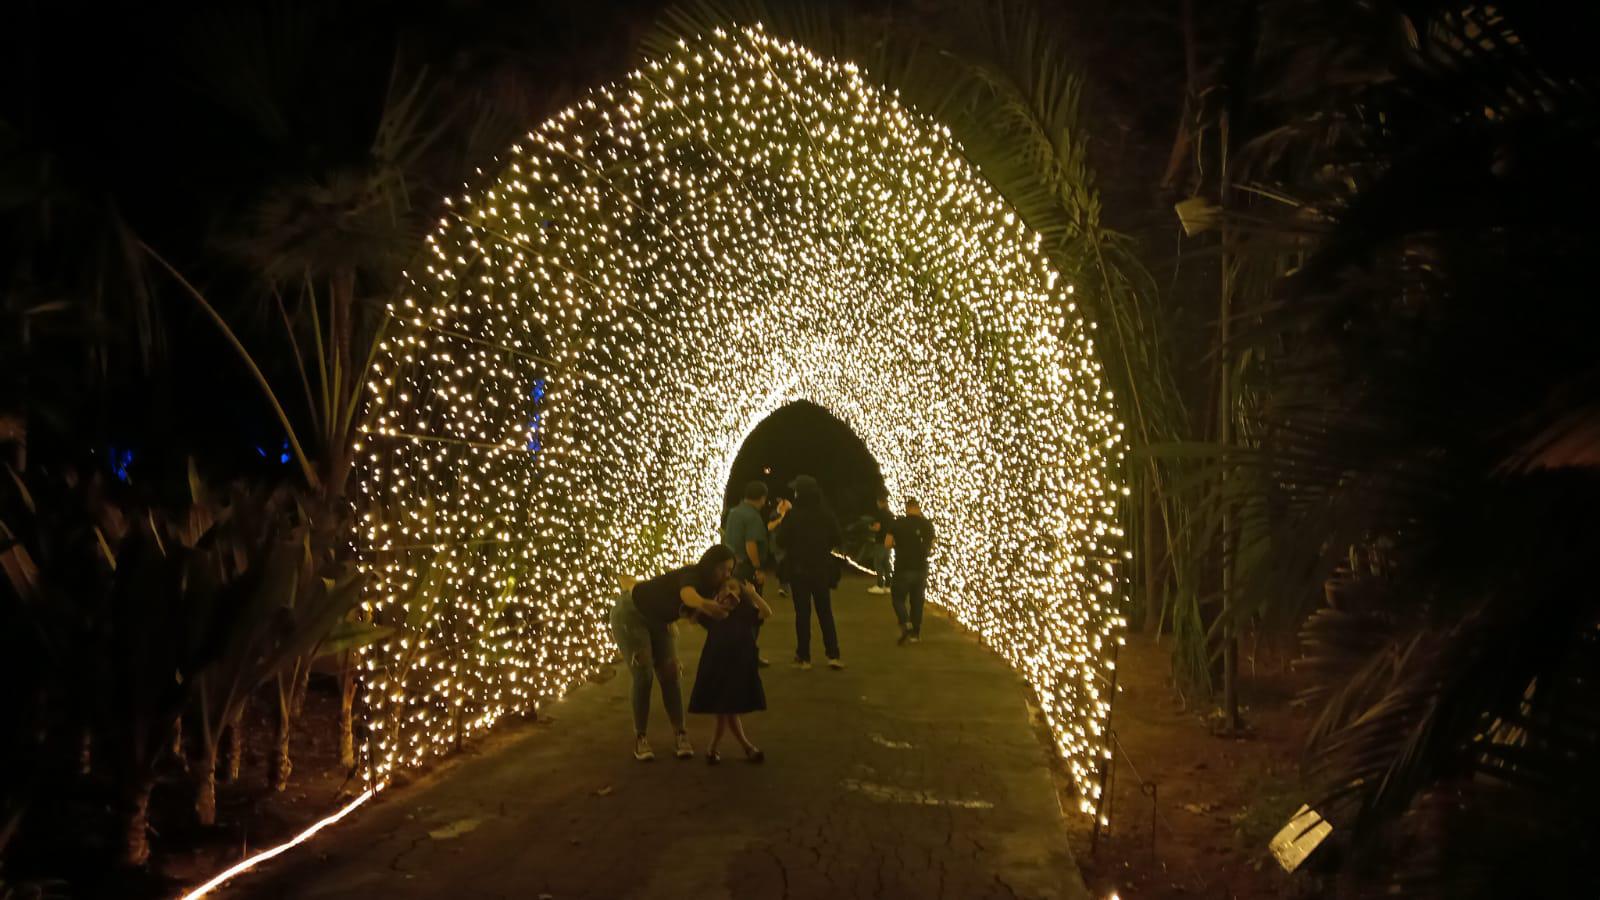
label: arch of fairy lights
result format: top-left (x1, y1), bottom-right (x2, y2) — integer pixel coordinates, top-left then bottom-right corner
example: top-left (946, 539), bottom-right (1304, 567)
top-left (354, 24), bottom-right (1129, 814)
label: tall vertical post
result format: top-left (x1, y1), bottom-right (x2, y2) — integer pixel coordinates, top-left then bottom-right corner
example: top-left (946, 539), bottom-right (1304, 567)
top-left (1142, 472), bottom-right (1160, 632)
top-left (1217, 110), bottom-right (1240, 734)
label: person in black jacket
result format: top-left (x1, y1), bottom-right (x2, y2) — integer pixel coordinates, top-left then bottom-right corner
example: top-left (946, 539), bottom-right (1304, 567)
top-left (775, 475), bottom-right (845, 669)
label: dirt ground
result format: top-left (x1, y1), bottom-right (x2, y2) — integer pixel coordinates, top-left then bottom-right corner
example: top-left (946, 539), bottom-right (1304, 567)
top-left (149, 677), bottom-right (362, 893)
top-left (1061, 633), bottom-right (1314, 900)
top-left (3, 673), bottom-right (360, 899)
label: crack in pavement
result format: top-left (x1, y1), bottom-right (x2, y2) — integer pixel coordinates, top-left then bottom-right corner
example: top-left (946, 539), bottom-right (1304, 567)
top-left (388, 832), bottom-right (428, 873)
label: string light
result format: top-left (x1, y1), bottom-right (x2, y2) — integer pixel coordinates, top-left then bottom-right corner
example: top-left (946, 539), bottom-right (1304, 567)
top-left (177, 790), bottom-right (376, 899)
top-left (354, 24), bottom-right (1128, 811)
top-left (834, 549), bottom-right (876, 575)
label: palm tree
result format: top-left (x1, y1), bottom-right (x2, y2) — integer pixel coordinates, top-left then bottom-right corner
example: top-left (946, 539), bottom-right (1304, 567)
top-left (1167, 2), bottom-right (1600, 893)
top-left (136, 2), bottom-right (558, 784)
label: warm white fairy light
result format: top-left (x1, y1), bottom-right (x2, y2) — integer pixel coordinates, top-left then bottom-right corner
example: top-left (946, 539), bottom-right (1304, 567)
top-left (178, 790), bottom-right (375, 899)
top-left (354, 24), bottom-right (1127, 810)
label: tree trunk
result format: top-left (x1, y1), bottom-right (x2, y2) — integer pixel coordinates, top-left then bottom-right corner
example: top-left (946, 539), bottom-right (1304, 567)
top-left (221, 704), bottom-right (245, 784)
top-left (1217, 109), bottom-right (1241, 735)
top-left (326, 269), bottom-right (357, 500)
top-left (269, 690), bottom-right (292, 791)
top-left (121, 780), bottom-right (154, 867)
top-left (339, 656), bottom-right (358, 769)
top-left (171, 714), bottom-right (188, 772)
top-left (290, 661), bottom-right (312, 720)
top-left (0, 413), bottom-right (24, 471)
top-left (1142, 475), bottom-right (1161, 633)
top-left (194, 742), bottom-right (218, 827)
top-left (0, 800), bottom-right (24, 860)
top-left (1159, 0), bottom-right (1201, 192)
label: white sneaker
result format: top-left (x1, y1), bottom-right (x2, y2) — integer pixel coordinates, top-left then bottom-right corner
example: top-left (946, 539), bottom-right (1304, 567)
top-left (634, 736), bottom-right (655, 762)
top-left (793, 659), bottom-right (812, 671)
top-left (827, 658), bottom-right (845, 670)
top-left (674, 732), bottom-right (694, 760)
top-left (867, 585), bottom-right (889, 594)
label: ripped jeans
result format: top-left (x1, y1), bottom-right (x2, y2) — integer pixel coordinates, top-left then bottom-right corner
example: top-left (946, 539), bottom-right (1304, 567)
top-left (609, 591), bottom-right (685, 737)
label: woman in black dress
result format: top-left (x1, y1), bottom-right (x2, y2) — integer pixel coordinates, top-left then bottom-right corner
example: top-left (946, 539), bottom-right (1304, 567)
top-left (689, 578), bottom-right (773, 763)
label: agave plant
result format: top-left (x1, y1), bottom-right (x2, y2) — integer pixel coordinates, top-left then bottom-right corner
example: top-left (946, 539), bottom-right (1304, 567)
top-left (264, 544), bottom-right (373, 792)
top-left (0, 464), bottom-right (108, 861)
top-left (182, 479), bottom-right (383, 813)
top-left (0, 461), bottom-right (229, 867)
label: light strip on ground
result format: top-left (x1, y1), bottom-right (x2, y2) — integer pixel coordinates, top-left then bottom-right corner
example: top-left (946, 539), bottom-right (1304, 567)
top-left (177, 789), bottom-right (375, 899)
top-left (831, 550), bottom-right (877, 576)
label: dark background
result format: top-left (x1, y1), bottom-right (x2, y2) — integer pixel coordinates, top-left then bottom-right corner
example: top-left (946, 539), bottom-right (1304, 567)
top-left (3, 0), bottom-right (1194, 501)
top-left (720, 401), bottom-right (885, 522)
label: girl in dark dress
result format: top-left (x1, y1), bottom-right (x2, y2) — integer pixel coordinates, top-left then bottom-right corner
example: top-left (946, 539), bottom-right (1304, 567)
top-left (690, 578), bottom-right (773, 764)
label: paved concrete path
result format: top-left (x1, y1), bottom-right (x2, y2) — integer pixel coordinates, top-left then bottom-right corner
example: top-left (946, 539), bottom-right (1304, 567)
top-left (230, 574), bottom-right (1089, 900)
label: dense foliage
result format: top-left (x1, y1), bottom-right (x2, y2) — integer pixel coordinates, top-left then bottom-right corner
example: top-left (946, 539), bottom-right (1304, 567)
top-left (1165, 2), bottom-right (1600, 894)
top-left (2, 0), bottom-right (1595, 896)
top-left (0, 0), bottom-right (660, 887)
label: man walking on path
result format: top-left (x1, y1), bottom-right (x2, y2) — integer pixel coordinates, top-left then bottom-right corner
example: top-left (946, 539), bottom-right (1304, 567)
top-left (866, 491), bottom-right (893, 594)
top-left (886, 496), bottom-right (936, 645)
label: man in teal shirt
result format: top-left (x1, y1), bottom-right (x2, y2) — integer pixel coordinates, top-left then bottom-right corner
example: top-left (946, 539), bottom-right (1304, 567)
top-left (723, 480), bottom-right (772, 585)
top-left (722, 480), bottom-right (785, 666)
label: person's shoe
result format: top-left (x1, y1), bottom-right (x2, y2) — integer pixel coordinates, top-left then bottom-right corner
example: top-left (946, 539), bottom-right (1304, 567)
top-left (867, 585), bottom-right (889, 594)
top-left (634, 736), bottom-right (655, 762)
top-left (897, 626), bottom-right (911, 646)
top-left (706, 749), bottom-right (721, 766)
top-left (744, 746), bottom-right (765, 764)
top-left (778, 587), bottom-right (789, 597)
top-left (792, 659), bottom-right (812, 670)
top-left (674, 732), bottom-right (694, 759)
top-left (757, 655), bottom-right (772, 668)
top-left (908, 633), bottom-right (921, 644)
top-left (827, 658), bottom-right (845, 670)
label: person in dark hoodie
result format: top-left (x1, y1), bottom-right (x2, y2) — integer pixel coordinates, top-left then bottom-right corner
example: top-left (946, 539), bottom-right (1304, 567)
top-left (775, 475), bottom-right (845, 670)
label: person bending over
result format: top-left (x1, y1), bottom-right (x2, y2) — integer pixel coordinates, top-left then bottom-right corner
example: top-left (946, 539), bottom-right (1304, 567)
top-left (608, 544), bottom-right (733, 761)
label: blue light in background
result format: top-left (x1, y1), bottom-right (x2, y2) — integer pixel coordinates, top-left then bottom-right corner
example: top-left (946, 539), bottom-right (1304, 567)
top-left (255, 439), bottom-right (291, 465)
top-left (107, 446), bottom-right (135, 483)
top-left (527, 377), bottom-right (547, 454)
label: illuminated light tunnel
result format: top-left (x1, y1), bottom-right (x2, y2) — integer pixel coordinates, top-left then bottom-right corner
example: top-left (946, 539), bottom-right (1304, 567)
top-left (353, 24), bottom-right (1129, 813)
